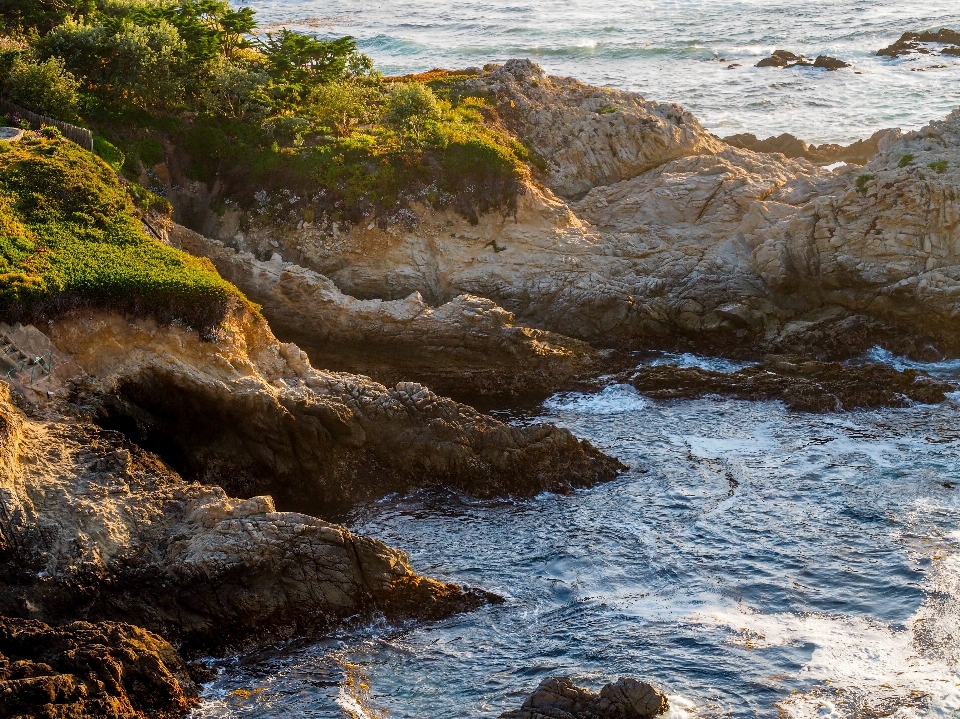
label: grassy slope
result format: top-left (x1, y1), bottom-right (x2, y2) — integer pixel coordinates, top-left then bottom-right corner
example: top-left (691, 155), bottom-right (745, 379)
top-left (0, 134), bottom-right (251, 331)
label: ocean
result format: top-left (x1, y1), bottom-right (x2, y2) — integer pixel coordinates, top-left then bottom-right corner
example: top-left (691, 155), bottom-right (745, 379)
top-left (239, 0), bottom-right (960, 143)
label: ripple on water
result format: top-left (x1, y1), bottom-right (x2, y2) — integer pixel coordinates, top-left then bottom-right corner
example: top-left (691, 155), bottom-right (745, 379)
top-left (191, 378), bottom-right (960, 718)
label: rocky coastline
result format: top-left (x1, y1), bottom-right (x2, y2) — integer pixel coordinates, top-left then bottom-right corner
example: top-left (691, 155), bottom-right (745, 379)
top-left (4, 54), bottom-right (960, 718)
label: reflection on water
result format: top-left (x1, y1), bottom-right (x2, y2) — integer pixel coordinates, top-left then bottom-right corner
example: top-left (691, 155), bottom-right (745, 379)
top-left (192, 359), bottom-right (960, 718)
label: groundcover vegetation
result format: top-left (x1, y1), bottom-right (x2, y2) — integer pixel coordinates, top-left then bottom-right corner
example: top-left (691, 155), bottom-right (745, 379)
top-left (0, 134), bottom-right (247, 329)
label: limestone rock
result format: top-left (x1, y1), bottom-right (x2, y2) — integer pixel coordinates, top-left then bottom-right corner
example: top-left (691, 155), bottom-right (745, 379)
top-left (0, 617), bottom-right (197, 719)
top-left (459, 59), bottom-right (723, 198)
top-left (813, 55), bottom-right (851, 70)
top-left (499, 676), bottom-right (669, 719)
top-left (170, 224), bottom-right (622, 398)
top-left (756, 50), bottom-right (804, 68)
top-left (723, 129), bottom-right (895, 166)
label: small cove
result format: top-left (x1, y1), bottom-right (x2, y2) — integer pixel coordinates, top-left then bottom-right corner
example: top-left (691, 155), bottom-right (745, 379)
top-left (192, 357), bottom-right (960, 718)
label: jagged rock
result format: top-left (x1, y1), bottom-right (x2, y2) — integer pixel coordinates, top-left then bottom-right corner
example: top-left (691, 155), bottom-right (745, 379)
top-left (813, 55), bottom-right (851, 70)
top-left (878, 29), bottom-right (960, 58)
top-left (722, 128), bottom-right (894, 165)
top-left (756, 50), bottom-right (803, 67)
top-left (499, 676), bottom-right (669, 719)
top-left (0, 381), bottom-right (498, 651)
top-left (631, 357), bottom-right (953, 411)
top-left (169, 224), bottom-right (624, 398)
top-left (458, 58), bottom-right (724, 198)
top-left (44, 310), bottom-right (622, 515)
top-left (0, 617), bottom-right (198, 719)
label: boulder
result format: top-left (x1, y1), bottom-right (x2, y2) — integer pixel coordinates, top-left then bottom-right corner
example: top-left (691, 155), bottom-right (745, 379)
top-left (499, 676), bottom-right (669, 719)
top-left (756, 50), bottom-right (801, 67)
top-left (878, 29), bottom-right (960, 57)
top-left (813, 55), bottom-right (851, 70)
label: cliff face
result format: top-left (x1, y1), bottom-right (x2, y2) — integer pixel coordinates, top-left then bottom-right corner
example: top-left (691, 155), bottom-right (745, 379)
top-left (170, 224), bottom-right (618, 398)
top-left (182, 60), bottom-right (960, 360)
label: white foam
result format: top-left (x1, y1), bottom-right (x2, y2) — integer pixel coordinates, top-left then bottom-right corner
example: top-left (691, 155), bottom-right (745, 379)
top-left (640, 353), bottom-right (754, 374)
top-left (542, 384), bottom-right (649, 415)
top-left (688, 545), bottom-right (960, 719)
top-left (865, 346), bottom-right (960, 381)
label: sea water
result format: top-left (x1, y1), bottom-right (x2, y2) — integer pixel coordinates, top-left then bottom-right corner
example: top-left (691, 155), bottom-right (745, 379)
top-left (193, 3), bottom-right (960, 715)
top-left (192, 353), bottom-right (960, 718)
top-left (239, 0), bottom-right (960, 144)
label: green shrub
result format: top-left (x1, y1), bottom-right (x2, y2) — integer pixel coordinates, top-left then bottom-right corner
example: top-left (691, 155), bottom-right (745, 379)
top-left (385, 83), bottom-right (440, 142)
top-left (898, 153), bottom-right (915, 168)
top-left (40, 126), bottom-right (62, 139)
top-left (596, 104), bottom-right (618, 114)
top-left (5, 57), bottom-right (80, 120)
top-left (855, 174), bottom-right (873, 194)
top-left (929, 160), bottom-right (949, 173)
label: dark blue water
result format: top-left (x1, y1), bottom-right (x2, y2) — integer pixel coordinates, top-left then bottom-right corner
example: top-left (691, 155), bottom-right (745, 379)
top-left (192, 356), bottom-right (960, 719)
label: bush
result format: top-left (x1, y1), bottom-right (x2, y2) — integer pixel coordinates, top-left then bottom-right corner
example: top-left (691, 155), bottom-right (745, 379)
top-left (898, 153), bottom-right (915, 168)
top-left (310, 81), bottom-right (381, 137)
top-left (929, 160), bottom-right (949, 173)
top-left (40, 126), bottom-right (62, 139)
top-left (385, 83), bottom-right (440, 143)
top-left (5, 57), bottom-right (80, 120)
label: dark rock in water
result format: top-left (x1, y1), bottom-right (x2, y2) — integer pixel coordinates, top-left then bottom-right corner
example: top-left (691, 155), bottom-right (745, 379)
top-left (631, 357), bottom-right (953, 412)
top-left (943, 46), bottom-right (960, 56)
top-left (499, 676), bottom-right (669, 719)
top-left (756, 50), bottom-right (849, 70)
top-left (756, 50), bottom-right (801, 67)
top-left (0, 616), bottom-right (198, 719)
top-left (722, 128), bottom-right (894, 166)
top-left (813, 55), bottom-right (851, 70)
top-left (878, 29), bottom-right (960, 58)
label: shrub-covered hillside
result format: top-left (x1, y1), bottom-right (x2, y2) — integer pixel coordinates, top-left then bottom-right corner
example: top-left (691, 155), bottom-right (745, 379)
top-left (0, 1), bottom-right (531, 226)
top-left (0, 132), bottom-right (249, 330)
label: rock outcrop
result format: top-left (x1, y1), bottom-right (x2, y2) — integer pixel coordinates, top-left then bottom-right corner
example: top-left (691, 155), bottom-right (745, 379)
top-left (459, 59), bottom-right (724, 198)
top-left (499, 676), bottom-right (669, 719)
top-left (754, 51), bottom-right (849, 70)
top-left (631, 357), bottom-right (953, 411)
top-left (169, 225), bottom-right (622, 399)
top-left (175, 60), bottom-right (960, 362)
top-left (0, 380), bottom-right (497, 651)
top-left (0, 617), bottom-right (198, 719)
top-left (44, 311), bottom-right (621, 516)
top-left (722, 129), bottom-right (894, 166)
top-left (878, 29), bottom-right (960, 58)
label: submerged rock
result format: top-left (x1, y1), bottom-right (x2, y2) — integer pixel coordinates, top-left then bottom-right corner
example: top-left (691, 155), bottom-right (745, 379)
top-left (0, 617), bottom-right (198, 719)
top-left (631, 357), bottom-right (953, 411)
top-left (756, 50), bottom-right (806, 67)
top-left (499, 676), bottom-right (669, 719)
top-left (878, 29), bottom-right (960, 58)
top-left (755, 51), bottom-right (849, 70)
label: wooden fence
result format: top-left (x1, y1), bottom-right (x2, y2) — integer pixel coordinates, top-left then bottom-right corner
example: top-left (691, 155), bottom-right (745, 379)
top-left (0, 99), bottom-right (93, 152)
